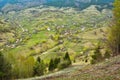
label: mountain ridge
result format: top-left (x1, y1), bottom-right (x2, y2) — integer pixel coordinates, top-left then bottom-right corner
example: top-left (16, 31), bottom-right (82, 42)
top-left (0, 0), bottom-right (114, 13)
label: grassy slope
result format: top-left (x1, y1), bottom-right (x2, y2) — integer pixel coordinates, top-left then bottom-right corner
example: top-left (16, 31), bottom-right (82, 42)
top-left (23, 55), bottom-right (120, 80)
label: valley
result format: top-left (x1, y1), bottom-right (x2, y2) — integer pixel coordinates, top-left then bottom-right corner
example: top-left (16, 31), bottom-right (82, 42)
top-left (1, 0), bottom-right (119, 80)
top-left (1, 5), bottom-right (112, 61)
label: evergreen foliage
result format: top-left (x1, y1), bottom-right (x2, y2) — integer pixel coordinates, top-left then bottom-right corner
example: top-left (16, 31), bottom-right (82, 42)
top-left (58, 52), bottom-right (71, 69)
top-left (33, 57), bottom-right (45, 76)
top-left (48, 59), bottom-right (54, 71)
top-left (63, 52), bottom-right (71, 65)
top-left (54, 57), bottom-right (60, 69)
top-left (37, 57), bottom-right (41, 63)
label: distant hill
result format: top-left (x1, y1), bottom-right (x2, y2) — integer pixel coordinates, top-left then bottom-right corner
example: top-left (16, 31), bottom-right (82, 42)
top-left (0, 0), bottom-right (114, 13)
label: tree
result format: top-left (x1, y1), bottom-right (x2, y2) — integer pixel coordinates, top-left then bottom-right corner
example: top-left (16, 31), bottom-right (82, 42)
top-left (54, 57), bottom-right (60, 68)
top-left (58, 52), bottom-right (72, 70)
top-left (63, 52), bottom-right (71, 65)
top-left (0, 52), bottom-right (11, 79)
top-left (48, 59), bottom-right (54, 71)
top-left (33, 57), bottom-right (45, 76)
top-left (37, 57), bottom-right (41, 63)
top-left (107, 0), bottom-right (120, 56)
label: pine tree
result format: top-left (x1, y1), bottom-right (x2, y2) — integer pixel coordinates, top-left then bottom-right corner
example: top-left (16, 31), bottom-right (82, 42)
top-left (48, 59), bottom-right (54, 71)
top-left (37, 57), bottom-right (41, 63)
top-left (64, 52), bottom-right (71, 65)
top-left (33, 57), bottom-right (45, 76)
top-left (54, 57), bottom-right (60, 68)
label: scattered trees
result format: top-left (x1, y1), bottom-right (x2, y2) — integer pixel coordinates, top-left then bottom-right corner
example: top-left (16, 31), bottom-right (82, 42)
top-left (58, 52), bottom-right (71, 69)
top-left (49, 57), bottom-right (60, 71)
top-left (48, 52), bottom-right (71, 71)
top-left (0, 51), bottom-right (71, 79)
top-left (33, 57), bottom-right (46, 76)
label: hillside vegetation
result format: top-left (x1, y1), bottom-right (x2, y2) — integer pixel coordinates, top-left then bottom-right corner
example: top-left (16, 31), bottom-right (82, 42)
top-left (1, 0), bottom-right (120, 80)
top-left (24, 55), bottom-right (120, 80)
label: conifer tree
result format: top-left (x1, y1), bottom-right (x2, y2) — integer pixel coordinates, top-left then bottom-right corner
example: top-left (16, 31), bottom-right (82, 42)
top-left (64, 52), bottom-right (71, 65)
top-left (48, 59), bottom-right (54, 71)
top-left (54, 57), bottom-right (60, 68)
top-left (37, 57), bottom-right (41, 63)
top-left (33, 57), bottom-right (45, 76)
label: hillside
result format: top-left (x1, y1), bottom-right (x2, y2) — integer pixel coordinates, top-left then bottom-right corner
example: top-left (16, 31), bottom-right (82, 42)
top-left (1, 0), bottom-right (118, 79)
top-left (22, 55), bottom-right (120, 80)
